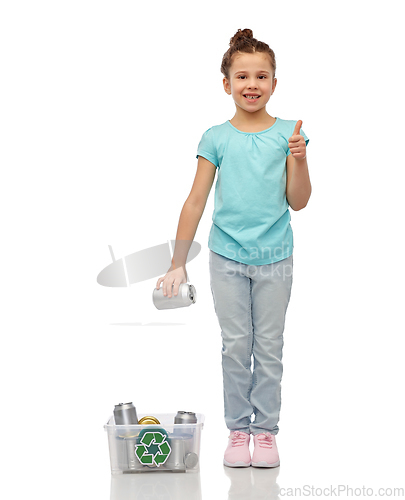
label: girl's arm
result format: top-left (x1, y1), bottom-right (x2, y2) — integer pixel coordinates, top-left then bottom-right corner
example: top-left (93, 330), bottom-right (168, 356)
top-left (286, 154), bottom-right (312, 211)
top-left (156, 156), bottom-right (216, 296)
top-left (170, 156), bottom-right (216, 270)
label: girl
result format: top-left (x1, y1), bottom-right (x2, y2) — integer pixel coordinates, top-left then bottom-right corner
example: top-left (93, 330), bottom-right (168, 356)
top-left (156, 28), bottom-right (311, 468)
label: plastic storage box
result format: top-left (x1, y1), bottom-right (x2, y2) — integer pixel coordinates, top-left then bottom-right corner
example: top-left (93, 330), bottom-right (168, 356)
top-left (105, 413), bottom-right (204, 474)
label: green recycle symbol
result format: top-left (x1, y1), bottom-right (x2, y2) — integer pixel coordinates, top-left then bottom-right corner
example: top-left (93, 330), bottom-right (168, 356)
top-left (135, 431), bottom-right (172, 467)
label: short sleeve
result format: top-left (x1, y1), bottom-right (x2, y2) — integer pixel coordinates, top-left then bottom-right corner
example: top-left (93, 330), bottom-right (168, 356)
top-left (196, 127), bottom-right (219, 168)
top-left (286, 122), bottom-right (309, 157)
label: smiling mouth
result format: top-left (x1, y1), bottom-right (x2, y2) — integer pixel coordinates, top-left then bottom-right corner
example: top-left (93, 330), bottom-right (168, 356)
top-left (243, 95), bottom-right (260, 100)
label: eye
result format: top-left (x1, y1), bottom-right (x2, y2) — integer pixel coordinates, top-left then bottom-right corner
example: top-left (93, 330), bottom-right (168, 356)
top-left (258, 75), bottom-right (266, 79)
top-left (238, 76), bottom-right (246, 79)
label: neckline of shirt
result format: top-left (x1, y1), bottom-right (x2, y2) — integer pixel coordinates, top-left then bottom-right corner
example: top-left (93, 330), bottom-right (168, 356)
top-left (226, 117), bottom-right (279, 135)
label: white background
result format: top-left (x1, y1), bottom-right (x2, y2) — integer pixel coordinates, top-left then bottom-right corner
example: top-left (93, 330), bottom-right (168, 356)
top-left (1, 0), bottom-right (404, 498)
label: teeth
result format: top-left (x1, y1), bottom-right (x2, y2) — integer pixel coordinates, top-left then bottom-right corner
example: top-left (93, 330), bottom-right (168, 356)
top-left (245, 95), bottom-right (259, 99)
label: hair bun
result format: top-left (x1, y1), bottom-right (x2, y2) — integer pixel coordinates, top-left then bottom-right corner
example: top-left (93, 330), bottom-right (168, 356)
top-left (230, 28), bottom-right (253, 46)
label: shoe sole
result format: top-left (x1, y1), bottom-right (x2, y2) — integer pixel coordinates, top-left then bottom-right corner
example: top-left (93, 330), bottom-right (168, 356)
top-left (251, 460), bottom-right (280, 468)
top-left (223, 459), bottom-right (251, 468)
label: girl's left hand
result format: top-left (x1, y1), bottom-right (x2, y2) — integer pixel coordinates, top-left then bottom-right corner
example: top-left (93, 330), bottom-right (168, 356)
top-left (288, 120), bottom-right (307, 160)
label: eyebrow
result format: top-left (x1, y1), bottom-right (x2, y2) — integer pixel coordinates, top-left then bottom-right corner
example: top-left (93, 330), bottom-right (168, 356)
top-left (234, 70), bottom-right (271, 75)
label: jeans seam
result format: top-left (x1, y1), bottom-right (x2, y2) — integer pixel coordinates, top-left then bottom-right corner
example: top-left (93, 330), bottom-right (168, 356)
top-left (246, 278), bottom-right (254, 407)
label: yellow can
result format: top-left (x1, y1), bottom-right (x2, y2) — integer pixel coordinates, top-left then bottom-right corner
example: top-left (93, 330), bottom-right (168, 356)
top-left (138, 416), bottom-right (161, 425)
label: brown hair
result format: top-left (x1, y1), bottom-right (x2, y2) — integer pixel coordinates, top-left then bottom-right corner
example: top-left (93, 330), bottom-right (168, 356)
top-left (221, 28), bottom-right (276, 80)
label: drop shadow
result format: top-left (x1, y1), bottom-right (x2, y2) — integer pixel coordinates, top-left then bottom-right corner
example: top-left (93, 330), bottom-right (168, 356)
top-left (110, 322), bottom-right (186, 327)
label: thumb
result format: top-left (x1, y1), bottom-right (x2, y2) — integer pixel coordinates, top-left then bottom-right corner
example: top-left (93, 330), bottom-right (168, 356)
top-left (293, 120), bottom-right (303, 136)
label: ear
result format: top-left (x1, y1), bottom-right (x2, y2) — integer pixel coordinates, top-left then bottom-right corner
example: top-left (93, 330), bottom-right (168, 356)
top-left (223, 77), bottom-right (231, 95)
top-left (271, 77), bottom-right (277, 95)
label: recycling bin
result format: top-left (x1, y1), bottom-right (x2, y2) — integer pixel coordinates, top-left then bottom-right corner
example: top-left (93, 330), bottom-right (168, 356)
top-left (105, 413), bottom-right (204, 474)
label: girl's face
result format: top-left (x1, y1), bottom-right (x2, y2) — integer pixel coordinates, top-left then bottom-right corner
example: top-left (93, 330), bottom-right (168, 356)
top-left (223, 52), bottom-right (277, 114)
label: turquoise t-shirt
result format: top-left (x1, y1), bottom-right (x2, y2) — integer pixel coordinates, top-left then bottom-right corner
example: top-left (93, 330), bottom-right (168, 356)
top-left (196, 117), bottom-right (309, 265)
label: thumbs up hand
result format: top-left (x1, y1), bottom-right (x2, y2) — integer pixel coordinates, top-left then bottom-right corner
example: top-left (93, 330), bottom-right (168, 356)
top-left (288, 120), bottom-right (307, 160)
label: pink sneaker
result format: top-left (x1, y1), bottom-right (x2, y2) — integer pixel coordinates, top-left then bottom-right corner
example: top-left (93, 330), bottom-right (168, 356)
top-left (223, 431), bottom-right (251, 467)
top-left (252, 432), bottom-right (280, 467)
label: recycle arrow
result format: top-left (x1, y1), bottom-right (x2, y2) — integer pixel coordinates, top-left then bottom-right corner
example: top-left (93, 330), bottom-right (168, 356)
top-left (135, 431), bottom-right (171, 467)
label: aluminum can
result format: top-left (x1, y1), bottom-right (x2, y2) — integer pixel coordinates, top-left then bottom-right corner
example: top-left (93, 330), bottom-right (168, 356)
top-left (153, 283), bottom-right (196, 310)
top-left (174, 411), bottom-right (197, 424)
top-left (125, 434), bottom-right (144, 471)
top-left (113, 403), bottom-right (140, 471)
top-left (138, 416), bottom-right (161, 425)
top-left (114, 402), bottom-right (138, 425)
top-left (184, 452), bottom-right (199, 469)
top-left (165, 437), bottom-right (186, 472)
top-left (173, 411), bottom-right (197, 443)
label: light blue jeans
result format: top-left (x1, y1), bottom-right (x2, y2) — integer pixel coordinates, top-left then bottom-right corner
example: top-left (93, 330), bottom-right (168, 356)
top-left (209, 250), bottom-right (293, 436)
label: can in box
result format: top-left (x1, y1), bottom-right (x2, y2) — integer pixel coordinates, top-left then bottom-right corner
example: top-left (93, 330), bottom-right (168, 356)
top-left (104, 413), bottom-right (204, 474)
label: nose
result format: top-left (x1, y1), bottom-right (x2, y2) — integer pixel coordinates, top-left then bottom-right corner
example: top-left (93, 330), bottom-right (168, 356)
top-left (246, 77), bottom-right (258, 89)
